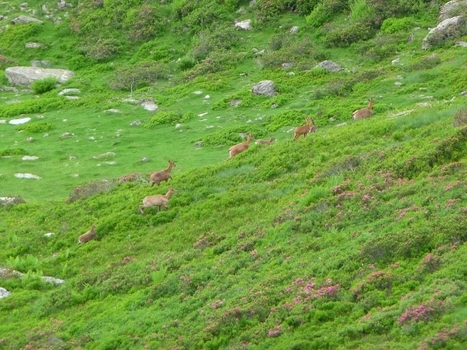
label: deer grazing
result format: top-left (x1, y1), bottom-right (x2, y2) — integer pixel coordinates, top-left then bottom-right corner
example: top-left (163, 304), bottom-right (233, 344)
top-left (150, 160), bottom-right (176, 187)
top-left (255, 136), bottom-right (275, 146)
top-left (352, 98), bottom-right (375, 120)
top-left (293, 117), bottom-right (315, 141)
top-left (139, 187), bottom-right (177, 214)
top-left (78, 225), bottom-right (97, 244)
top-left (227, 133), bottom-right (254, 160)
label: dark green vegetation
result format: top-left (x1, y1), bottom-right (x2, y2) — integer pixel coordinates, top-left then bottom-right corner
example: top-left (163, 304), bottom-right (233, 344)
top-left (2, 0), bottom-right (467, 348)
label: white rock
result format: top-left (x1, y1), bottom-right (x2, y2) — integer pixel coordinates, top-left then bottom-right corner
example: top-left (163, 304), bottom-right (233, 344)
top-left (9, 117), bottom-right (31, 125)
top-left (15, 173), bottom-right (41, 180)
top-left (22, 156), bottom-right (39, 161)
top-left (0, 287), bottom-right (10, 299)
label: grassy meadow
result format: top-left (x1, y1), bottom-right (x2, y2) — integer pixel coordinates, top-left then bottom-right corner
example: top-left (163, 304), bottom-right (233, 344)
top-left (2, 0), bottom-right (467, 348)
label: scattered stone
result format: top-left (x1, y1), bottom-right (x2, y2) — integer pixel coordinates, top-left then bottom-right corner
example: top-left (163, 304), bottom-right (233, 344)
top-left (230, 99), bottom-right (242, 107)
top-left (58, 88), bottom-right (80, 96)
top-left (175, 123), bottom-right (182, 129)
top-left (25, 42), bottom-right (44, 49)
top-left (9, 117), bottom-right (31, 125)
top-left (44, 232), bottom-right (54, 238)
top-left (130, 120), bottom-right (141, 126)
top-left (0, 287), bottom-right (10, 299)
top-left (290, 26), bottom-right (299, 33)
top-left (235, 19), bottom-right (251, 30)
top-left (24, 137), bottom-right (34, 142)
top-left (281, 63), bottom-right (294, 69)
top-left (193, 90), bottom-right (203, 95)
top-left (194, 141), bottom-right (202, 147)
top-left (316, 60), bottom-right (343, 72)
top-left (15, 173), bottom-right (41, 180)
top-left (11, 15), bottom-right (43, 24)
top-left (93, 152), bottom-right (116, 159)
top-left (198, 112), bottom-right (208, 117)
top-left (391, 58), bottom-right (401, 65)
top-left (456, 41), bottom-right (467, 47)
top-left (140, 157), bottom-right (150, 162)
top-left (22, 156), bottom-right (38, 161)
top-left (105, 109), bottom-right (121, 113)
top-left (251, 80), bottom-right (275, 97)
top-left (138, 98), bottom-right (158, 111)
top-left (61, 132), bottom-right (74, 138)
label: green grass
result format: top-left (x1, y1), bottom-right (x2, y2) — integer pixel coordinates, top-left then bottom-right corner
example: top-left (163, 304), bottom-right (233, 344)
top-left (2, 0), bottom-right (467, 349)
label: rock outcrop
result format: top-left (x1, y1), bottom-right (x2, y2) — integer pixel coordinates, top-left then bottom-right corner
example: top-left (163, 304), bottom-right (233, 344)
top-left (5, 67), bottom-right (74, 86)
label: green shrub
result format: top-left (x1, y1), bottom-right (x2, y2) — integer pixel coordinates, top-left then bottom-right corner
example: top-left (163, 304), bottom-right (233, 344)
top-left (202, 126), bottom-right (267, 147)
top-left (381, 17), bottom-right (415, 34)
top-left (146, 110), bottom-right (183, 127)
top-left (16, 122), bottom-right (55, 134)
top-left (6, 254), bottom-right (40, 273)
top-left (31, 78), bottom-right (57, 94)
top-left (305, 2), bottom-right (334, 28)
top-left (0, 148), bottom-right (28, 156)
top-left (350, 0), bottom-right (374, 22)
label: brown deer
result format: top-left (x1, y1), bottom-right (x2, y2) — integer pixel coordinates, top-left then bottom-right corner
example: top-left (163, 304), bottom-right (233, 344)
top-left (150, 160), bottom-right (176, 187)
top-left (139, 187), bottom-right (177, 214)
top-left (227, 133), bottom-right (254, 160)
top-left (255, 136), bottom-right (275, 146)
top-left (293, 117), bottom-right (312, 141)
top-left (78, 225), bottom-right (97, 244)
top-left (352, 98), bottom-right (375, 120)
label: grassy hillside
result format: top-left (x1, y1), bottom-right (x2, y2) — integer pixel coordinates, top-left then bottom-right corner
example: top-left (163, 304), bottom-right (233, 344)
top-left (2, 0), bottom-right (467, 349)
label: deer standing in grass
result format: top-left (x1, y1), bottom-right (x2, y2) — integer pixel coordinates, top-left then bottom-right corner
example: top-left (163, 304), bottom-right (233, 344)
top-left (139, 187), bottom-right (177, 214)
top-left (78, 225), bottom-right (97, 244)
top-left (255, 136), bottom-right (275, 146)
top-left (352, 98), bottom-right (374, 120)
top-left (150, 160), bottom-right (176, 187)
top-left (227, 133), bottom-right (254, 160)
top-left (293, 117), bottom-right (315, 141)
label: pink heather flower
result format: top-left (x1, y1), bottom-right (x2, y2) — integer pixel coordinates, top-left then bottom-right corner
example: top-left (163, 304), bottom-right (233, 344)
top-left (363, 194), bottom-right (371, 201)
top-left (267, 325), bottom-right (283, 338)
top-left (293, 278), bottom-right (304, 285)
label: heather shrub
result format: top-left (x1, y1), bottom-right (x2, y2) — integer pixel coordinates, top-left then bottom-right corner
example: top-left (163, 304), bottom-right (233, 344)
top-left (124, 3), bottom-right (168, 41)
top-left (82, 37), bottom-right (122, 61)
top-left (109, 61), bottom-right (170, 90)
top-left (305, 2), bottom-right (334, 28)
top-left (453, 108), bottom-right (467, 127)
top-left (184, 50), bottom-right (244, 80)
top-left (405, 54), bottom-right (442, 71)
top-left (190, 27), bottom-right (240, 61)
top-left (66, 180), bottom-right (119, 203)
top-left (325, 22), bottom-right (375, 47)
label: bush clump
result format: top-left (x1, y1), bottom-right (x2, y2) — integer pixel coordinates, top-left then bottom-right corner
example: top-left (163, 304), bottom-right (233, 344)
top-left (16, 122), bottom-right (55, 134)
top-left (31, 78), bottom-right (58, 94)
top-left (109, 61), bottom-right (171, 90)
top-left (146, 110), bottom-right (183, 127)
